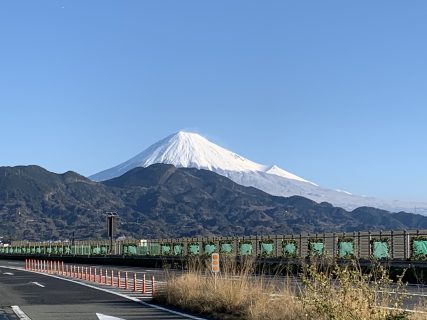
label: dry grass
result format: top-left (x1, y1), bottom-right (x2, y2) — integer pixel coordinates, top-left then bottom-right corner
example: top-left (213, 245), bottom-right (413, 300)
top-left (155, 259), bottom-right (426, 320)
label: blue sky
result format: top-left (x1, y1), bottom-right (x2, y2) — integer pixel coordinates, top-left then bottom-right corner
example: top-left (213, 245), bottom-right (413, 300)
top-left (0, 1), bottom-right (426, 202)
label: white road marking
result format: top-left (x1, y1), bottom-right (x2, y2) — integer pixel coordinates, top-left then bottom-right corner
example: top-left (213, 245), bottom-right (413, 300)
top-left (1, 265), bottom-right (208, 320)
top-left (96, 313), bottom-right (126, 320)
top-left (48, 275), bottom-right (208, 320)
top-left (30, 281), bottom-right (45, 288)
top-left (3, 272), bottom-right (14, 275)
top-left (11, 306), bottom-right (32, 320)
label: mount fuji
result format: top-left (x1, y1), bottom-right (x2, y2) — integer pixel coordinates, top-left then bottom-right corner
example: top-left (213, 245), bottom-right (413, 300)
top-left (90, 131), bottom-right (427, 215)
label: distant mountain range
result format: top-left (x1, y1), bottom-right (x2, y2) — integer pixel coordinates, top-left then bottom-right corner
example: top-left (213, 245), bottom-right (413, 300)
top-left (91, 131), bottom-right (427, 215)
top-left (1, 164), bottom-right (427, 242)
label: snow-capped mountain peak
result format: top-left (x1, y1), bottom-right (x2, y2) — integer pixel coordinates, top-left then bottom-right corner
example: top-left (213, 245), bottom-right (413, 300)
top-left (264, 165), bottom-right (315, 185)
top-left (91, 131), bottom-right (312, 184)
top-left (90, 131), bottom-right (427, 215)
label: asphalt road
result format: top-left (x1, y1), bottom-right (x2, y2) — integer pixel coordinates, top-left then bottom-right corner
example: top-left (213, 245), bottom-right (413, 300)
top-left (0, 261), bottom-right (200, 320)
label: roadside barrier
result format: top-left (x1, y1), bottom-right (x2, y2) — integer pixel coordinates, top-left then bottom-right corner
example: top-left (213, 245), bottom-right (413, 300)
top-left (24, 259), bottom-right (156, 298)
top-left (142, 273), bottom-right (146, 293)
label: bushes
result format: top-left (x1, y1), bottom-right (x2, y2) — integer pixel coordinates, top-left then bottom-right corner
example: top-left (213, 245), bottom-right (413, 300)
top-left (155, 260), bottom-right (425, 320)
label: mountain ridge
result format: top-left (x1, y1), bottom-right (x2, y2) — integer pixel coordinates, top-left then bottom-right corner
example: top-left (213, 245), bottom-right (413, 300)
top-left (90, 131), bottom-right (427, 215)
top-left (3, 164), bottom-right (427, 241)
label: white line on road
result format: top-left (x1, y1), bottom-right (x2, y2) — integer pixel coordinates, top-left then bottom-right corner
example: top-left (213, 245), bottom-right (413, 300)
top-left (1, 265), bottom-right (208, 320)
top-left (11, 306), bottom-right (32, 320)
top-left (96, 313), bottom-right (126, 320)
top-left (47, 275), bottom-right (208, 320)
top-left (3, 272), bottom-right (14, 275)
top-left (30, 281), bottom-right (45, 288)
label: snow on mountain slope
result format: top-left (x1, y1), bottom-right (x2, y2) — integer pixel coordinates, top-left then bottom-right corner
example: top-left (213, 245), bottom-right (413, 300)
top-left (90, 131), bottom-right (427, 215)
top-left (90, 131), bottom-right (313, 184)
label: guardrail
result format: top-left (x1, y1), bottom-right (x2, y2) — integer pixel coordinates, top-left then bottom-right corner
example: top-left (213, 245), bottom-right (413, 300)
top-left (24, 258), bottom-right (156, 297)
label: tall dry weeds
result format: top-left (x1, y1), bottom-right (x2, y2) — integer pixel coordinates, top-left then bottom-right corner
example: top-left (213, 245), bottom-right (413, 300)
top-left (155, 259), bottom-right (425, 320)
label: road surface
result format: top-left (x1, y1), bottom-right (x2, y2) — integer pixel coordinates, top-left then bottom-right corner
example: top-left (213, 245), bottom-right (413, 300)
top-left (0, 260), bottom-right (203, 320)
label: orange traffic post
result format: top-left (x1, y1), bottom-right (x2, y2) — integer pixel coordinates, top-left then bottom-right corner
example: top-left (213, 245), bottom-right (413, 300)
top-left (117, 271), bottom-right (121, 288)
top-left (111, 270), bottom-right (114, 286)
top-left (94, 268), bottom-right (98, 282)
top-left (125, 272), bottom-right (128, 290)
top-left (104, 269), bottom-right (108, 284)
top-left (151, 275), bottom-right (155, 295)
top-left (142, 274), bottom-right (146, 293)
top-left (62, 261), bottom-right (65, 275)
top-left (133, 273), bottom-right (137, 292)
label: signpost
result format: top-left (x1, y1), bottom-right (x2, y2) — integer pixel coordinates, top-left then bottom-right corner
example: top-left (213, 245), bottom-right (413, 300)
top-left (211, 253), bottom-right (220, 273)
top-left (211, 253), bottom-right (220, 289)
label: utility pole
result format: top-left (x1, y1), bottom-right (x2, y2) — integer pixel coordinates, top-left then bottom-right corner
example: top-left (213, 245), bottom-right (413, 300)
top-left (106, 212), bottom-right (118, 254)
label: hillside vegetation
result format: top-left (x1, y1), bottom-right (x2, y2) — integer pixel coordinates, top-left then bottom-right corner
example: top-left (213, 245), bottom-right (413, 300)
top-left (1, 164), bottom-right (427, 241)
